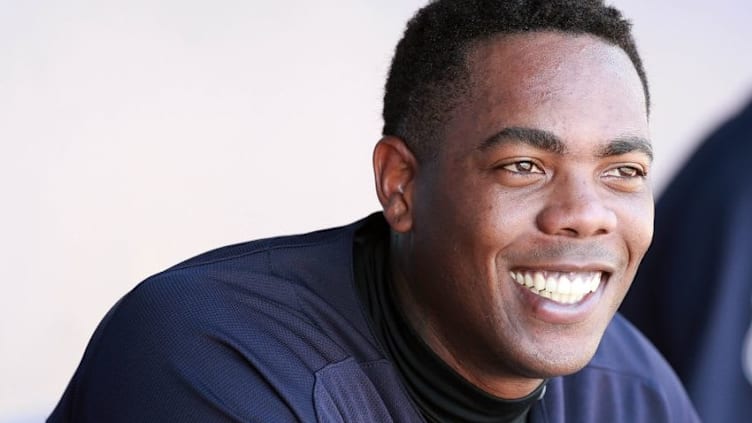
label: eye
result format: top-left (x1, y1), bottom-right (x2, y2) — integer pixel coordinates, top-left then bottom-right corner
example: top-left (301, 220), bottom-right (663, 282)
top-left (501, 160), bottom-right (544, 174)
top-left (602, 165), bottom-right (649, 192)
top-left (603, 166), bottom-right (646, 178)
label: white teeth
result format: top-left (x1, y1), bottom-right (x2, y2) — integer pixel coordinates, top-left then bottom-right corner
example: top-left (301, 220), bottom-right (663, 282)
top-left (524, 273), bottom-right (534, 288)
top-left (586, 273), bottom-right (601, 292)
top-left (545, 276), bottom-right (557, 293)
top-left (534, 273), bottom-right (546, 291)
top-left (590, 273), bottom-right (602, 292)
top-left (511, 270), bottom-right (605, 305)
top-left (572, 276), bottom-right (585, 296)
top-left (558, 275), bottom-right (571, 295)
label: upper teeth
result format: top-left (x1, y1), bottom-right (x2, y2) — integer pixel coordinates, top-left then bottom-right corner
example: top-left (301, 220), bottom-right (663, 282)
top-left (510, 271), bottom-right (602, 304)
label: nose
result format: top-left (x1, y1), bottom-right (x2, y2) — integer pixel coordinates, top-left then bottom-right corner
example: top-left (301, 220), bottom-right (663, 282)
top-left (536, 174), bottom-right (617, 238)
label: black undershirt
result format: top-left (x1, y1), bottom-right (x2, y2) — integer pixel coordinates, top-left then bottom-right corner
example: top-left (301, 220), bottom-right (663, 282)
top-left (353, 214), bottom-right (546, 423)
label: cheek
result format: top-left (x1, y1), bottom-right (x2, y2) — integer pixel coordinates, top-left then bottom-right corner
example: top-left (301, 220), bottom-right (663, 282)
top-left (482, 185), bottom-right (544, 237)
top-left (414, 164), bottom-right (536, 266)
top-left (621, 194), bottom-right (654, 264)
top-left (457, 189), bottom-right (531, 254)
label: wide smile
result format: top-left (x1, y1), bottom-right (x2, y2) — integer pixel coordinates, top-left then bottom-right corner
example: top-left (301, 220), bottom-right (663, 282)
top-left (510, 270), bottom-right (605, 305)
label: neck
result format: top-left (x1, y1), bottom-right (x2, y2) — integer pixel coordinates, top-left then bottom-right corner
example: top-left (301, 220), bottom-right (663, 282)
top-left (391, 242), bottom-right (544, 400)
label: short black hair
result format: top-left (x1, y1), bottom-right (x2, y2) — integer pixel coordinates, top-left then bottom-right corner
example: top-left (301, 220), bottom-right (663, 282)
top-left (382, 0), bottom-right (649, 160)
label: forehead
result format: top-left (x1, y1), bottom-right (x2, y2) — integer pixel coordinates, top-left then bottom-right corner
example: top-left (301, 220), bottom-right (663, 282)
top-left (467, 32), bottom-right (642, 98)
top-left (443, 32), bottom-right (649, 154)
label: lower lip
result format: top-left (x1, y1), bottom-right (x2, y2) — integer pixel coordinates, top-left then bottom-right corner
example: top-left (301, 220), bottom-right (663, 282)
top-left (513, 277), bottom-right (606, 324)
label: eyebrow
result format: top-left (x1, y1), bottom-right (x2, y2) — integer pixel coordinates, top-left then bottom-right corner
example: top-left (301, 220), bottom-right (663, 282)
top-left (478, 127), bottom-right (566, 154)
top-left (477, 126), bottom-right (653, 161)
top-left (598, 136), bottom-right (654, 161)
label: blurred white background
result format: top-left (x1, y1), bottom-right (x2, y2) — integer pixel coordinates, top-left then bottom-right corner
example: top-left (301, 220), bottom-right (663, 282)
top-left (1, 1), bottom-right (750, 421)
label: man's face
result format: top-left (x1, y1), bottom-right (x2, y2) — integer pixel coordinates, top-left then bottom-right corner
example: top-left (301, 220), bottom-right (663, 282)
top-left (398, 32), bottom-right (653, 395)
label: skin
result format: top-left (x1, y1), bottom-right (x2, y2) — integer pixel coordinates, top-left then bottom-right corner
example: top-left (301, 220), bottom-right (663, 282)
top-left (373, 32), bottom-right (654, 399)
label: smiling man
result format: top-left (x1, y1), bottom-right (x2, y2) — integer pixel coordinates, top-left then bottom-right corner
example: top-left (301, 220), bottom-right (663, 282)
top-left (50, 1), bottom-right (699, 422)
top-left (377, 27), bottom-right (655, 401)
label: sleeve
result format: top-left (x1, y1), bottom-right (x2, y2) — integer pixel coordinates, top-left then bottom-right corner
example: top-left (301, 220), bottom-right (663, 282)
top-left (47, 271), bottom-right (319, 423)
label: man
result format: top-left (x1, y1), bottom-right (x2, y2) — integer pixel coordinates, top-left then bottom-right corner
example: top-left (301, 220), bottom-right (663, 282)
top-left (49, 0), bottom-right (699, 421)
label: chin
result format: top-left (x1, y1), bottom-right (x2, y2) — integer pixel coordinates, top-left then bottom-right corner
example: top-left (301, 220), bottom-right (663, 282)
top-left (513, 333), bottom-right (605, 379)
top-left (538, 352), bottom-right (597, 378)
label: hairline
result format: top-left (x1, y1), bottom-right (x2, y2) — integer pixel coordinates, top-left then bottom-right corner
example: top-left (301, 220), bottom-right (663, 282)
top-left (414, 30), bottom-right (650, 163)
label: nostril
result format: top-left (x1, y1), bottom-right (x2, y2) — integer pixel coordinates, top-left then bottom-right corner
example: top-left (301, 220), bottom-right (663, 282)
top-left (536, 200), bottom-right (617, 238)
top-left (560, 227), bottom-right (579, 237)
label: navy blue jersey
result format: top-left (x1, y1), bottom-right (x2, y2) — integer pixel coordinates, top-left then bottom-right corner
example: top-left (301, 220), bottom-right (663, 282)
top-left (50, 215), bottom-right (699, 422)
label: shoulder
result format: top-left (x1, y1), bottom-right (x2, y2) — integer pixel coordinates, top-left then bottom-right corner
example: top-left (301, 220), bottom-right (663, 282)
top-left (168, 216), bottom-right (364, 276)
top-left (535, 314), bottom-right (700, 422)
top-left (113, 215), bottom-right (375, 362)
top-left (50, 216), bottom-right (382, 422)
top-left (105, 216), bottom-right (366, 360)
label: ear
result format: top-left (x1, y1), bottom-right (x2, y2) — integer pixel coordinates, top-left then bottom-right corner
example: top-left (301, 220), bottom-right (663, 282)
top-left (373, 136), bottom-right (418, 233)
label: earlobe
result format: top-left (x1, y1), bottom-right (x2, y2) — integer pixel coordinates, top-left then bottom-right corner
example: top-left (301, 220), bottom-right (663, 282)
top-left (373, 136), bottom-right (417, 233)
